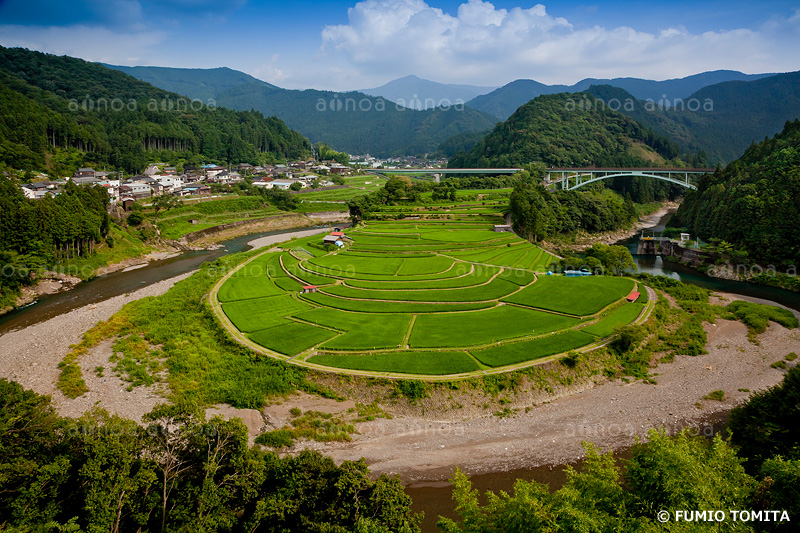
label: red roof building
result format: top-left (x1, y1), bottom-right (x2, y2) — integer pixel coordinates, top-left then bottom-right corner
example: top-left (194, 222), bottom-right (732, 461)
top-left (626, 291), bottom-right (640, 302)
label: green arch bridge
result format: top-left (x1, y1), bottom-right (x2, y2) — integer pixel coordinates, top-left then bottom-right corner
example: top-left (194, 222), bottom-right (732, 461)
top-left (367, 167), bottom-right (713, 190)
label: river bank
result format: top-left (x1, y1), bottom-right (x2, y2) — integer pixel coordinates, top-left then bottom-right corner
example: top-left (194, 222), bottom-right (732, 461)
top-left (542, 201), bottom-right (679, 254)
top-left (279, 292), bottom-right (798, 483)
top-left (1, 211), bottom-right (348, 317)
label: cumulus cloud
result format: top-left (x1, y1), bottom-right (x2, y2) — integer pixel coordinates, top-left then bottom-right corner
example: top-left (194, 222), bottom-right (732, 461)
top-left (320, 0), bottom-right (800, 87)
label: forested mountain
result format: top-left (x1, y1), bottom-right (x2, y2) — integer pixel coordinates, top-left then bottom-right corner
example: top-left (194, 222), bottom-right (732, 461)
top-left (0, 47), bottom-right (311, 174)
top-left (107, 64), bottom-right (499, 156)
top-left (468, 70), bottom-right (775, 120)
top-left (105, 64), bottom-right (277, 102)
top-left (669, 119), bottom-right (800, 266)
top-left (449, 92), bottom-right (680, 169)
top-left (584, 72), bottom-right (800, 164)
top-left (359, 74), bottom-right (496, 110)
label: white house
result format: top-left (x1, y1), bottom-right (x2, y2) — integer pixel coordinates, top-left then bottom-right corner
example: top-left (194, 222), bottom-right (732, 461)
top-left (271, 179), bottom-right (303, 190)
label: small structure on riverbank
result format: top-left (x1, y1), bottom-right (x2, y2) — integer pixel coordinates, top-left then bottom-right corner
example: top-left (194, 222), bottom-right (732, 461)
top-left (493, 224), bottom-right (512, 232)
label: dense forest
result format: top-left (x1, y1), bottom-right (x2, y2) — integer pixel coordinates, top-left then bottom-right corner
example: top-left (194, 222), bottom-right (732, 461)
top-left (583, 73), bottom-right (800, 165)
top-left (448, 92), bottom-right (681, 169)
top-left (0, 46), bottom-right (311, 175)
top-left (109, 64), bottom-right (499, 157)
top-left (507, 175), bottom-right (638, 242)
top-left (669, 119), bottom-right (800, 267)
top-left (0, 178), bottom-right (112, 308)
top-left (0, 379), bottom-right (420, 532)
top-left (447, 93), bottom-right (686, 204)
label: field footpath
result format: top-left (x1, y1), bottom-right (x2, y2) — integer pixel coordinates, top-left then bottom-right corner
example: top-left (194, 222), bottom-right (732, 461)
top-left (208, 245), bottom-right (657, 381)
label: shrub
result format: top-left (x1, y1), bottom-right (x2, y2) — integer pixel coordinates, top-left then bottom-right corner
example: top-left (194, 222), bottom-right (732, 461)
top-left (705, 390), bottom-right (725, 401)
top-left (395, 380), bottom-right (429, 401)
top-left (256, 429), bottom-right (295, 448)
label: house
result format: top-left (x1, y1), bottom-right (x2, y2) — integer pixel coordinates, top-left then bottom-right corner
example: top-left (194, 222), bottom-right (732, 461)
top-left (174, 184), bottom-right (211, 197)
top-left (272, 179), bottom-right (302, 190)
top-left (329, 163), bottom-right (350, 175)
top-left (119, 183), bottom-right (152, 199)
top-left (74, 167), bottom-right (95, 178)
top-left (120, 197), bottom-right (136, 211)
top-left (144, 165), bottom-right (160, 176)
top-left (71, 176), bottom-right (102, 186)
top-left (301, 285), bottom-right (318, 294)
top-left (493, 224), bottom-right (513, 232)
top-left (323, 234), bottom-right (345, 247)
top-left (626, 291), bottom-right (641, 303)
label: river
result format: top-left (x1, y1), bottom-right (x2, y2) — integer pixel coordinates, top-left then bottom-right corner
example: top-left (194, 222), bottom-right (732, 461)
top-left (1, 215), bottom-right (797, 532)
top-left (0, 224), bottom-right (340, 335)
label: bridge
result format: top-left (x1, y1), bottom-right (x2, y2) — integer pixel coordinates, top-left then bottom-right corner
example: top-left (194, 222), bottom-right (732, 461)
top-left (365, 166), bottom-right (714, 188)
top-left (367, 168), bottom-right (522, 176)
top-left (546, 167), bottom-right (714, 191)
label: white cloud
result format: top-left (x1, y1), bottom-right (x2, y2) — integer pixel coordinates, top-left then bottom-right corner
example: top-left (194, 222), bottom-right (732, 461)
top-left (317, 0), bottom-right (800, 89)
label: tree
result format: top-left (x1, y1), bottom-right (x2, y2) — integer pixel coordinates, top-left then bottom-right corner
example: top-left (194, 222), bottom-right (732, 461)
top-left (289, 181), bottom-right (303, 191)
top-left (151, 194), bottom-right (181, 223)
top-left (585, 243), bottom-right (636, 276)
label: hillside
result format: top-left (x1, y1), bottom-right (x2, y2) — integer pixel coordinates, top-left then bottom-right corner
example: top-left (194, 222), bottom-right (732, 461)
top-left (468, 70), bottom-right (776, 120)
top-left (669, 119), bottom-right (800, 266)
top-left (106, 65), bottom-right (499, 156)
top-left (358, 74), bottom-right (496, 110)
top-left (0, 47), bottom-right (311, 174)
top-left (583, 72), bottom-right (800, 164)
top-left (449, 92), bottom-right (679, 169)
top-left (107, 64), bottom-right (277, 102)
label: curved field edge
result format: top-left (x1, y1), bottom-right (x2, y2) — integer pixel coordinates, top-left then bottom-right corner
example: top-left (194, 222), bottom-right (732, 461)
top-left (208, 247), bottom-right (657, 380)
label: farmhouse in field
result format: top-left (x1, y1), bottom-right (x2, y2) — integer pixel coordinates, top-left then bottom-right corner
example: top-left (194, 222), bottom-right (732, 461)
top-left (626, 291), bottom-right (641, 302)
top-left (323, 234), bottom-right (345, 247)
top-left (493, 224), bottom-right (513, 232)
top-left (301, 285), bottom-right (317, 294)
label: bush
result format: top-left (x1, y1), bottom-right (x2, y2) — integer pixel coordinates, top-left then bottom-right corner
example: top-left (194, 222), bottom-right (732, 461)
top-left (255, 429), bottom-right (295, 448)
top-left (395, 380), bottom-right (429, 401)
top-left (705, 390), bottom-right (725, 401)
top-left (127, 211), bottom-right (143, 226)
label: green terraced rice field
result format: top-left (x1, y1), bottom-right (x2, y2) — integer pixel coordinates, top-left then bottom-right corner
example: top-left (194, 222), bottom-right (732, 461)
top-left (214, 219), bottom-right (646, 375)
top-left (503, 276), bottom-right (635, 316)
top-left (249, 321), bottom-right (338, 356)
top-left (582, 302), bottom-right (646, 338)
top-left (409, 306), bottom-right (581, 348)
top-left (471, 330), bottom-right (597, 367)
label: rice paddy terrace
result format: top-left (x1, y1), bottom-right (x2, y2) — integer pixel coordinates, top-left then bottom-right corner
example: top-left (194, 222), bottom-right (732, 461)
top-left (210, 221), bottom-right (654, 378)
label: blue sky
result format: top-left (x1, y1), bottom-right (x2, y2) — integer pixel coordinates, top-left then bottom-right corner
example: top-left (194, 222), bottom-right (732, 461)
top-left (0, 0), bottom-right (798, 90)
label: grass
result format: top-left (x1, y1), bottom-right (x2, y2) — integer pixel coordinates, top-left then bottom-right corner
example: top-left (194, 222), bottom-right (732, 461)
top-left (59, 252), bottom-right (316, 408)
top-left (345, 264), bottom-right (498, 289)
top-left (409, 306), bottom-right (581, 348)
top-left (503, 275), bottom-right (635, 316)
top-left (308, 351), bottom-right (480, 375)
top-left (249, 321), bottom-right (339, 356)
top-left (471, 331), bottom-right (597, 367)
top-left (157, 196), bottom-right (280, 239)
top-left (582, 302), bottom-right (645, 338)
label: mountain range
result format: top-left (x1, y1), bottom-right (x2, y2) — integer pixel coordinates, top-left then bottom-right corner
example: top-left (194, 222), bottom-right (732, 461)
top-left (466, 70), bottom-right (777, 120)
top-left (108, 65), bottom-right (498, 157)
top-left (359, 75), bottom-right (496, 110)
